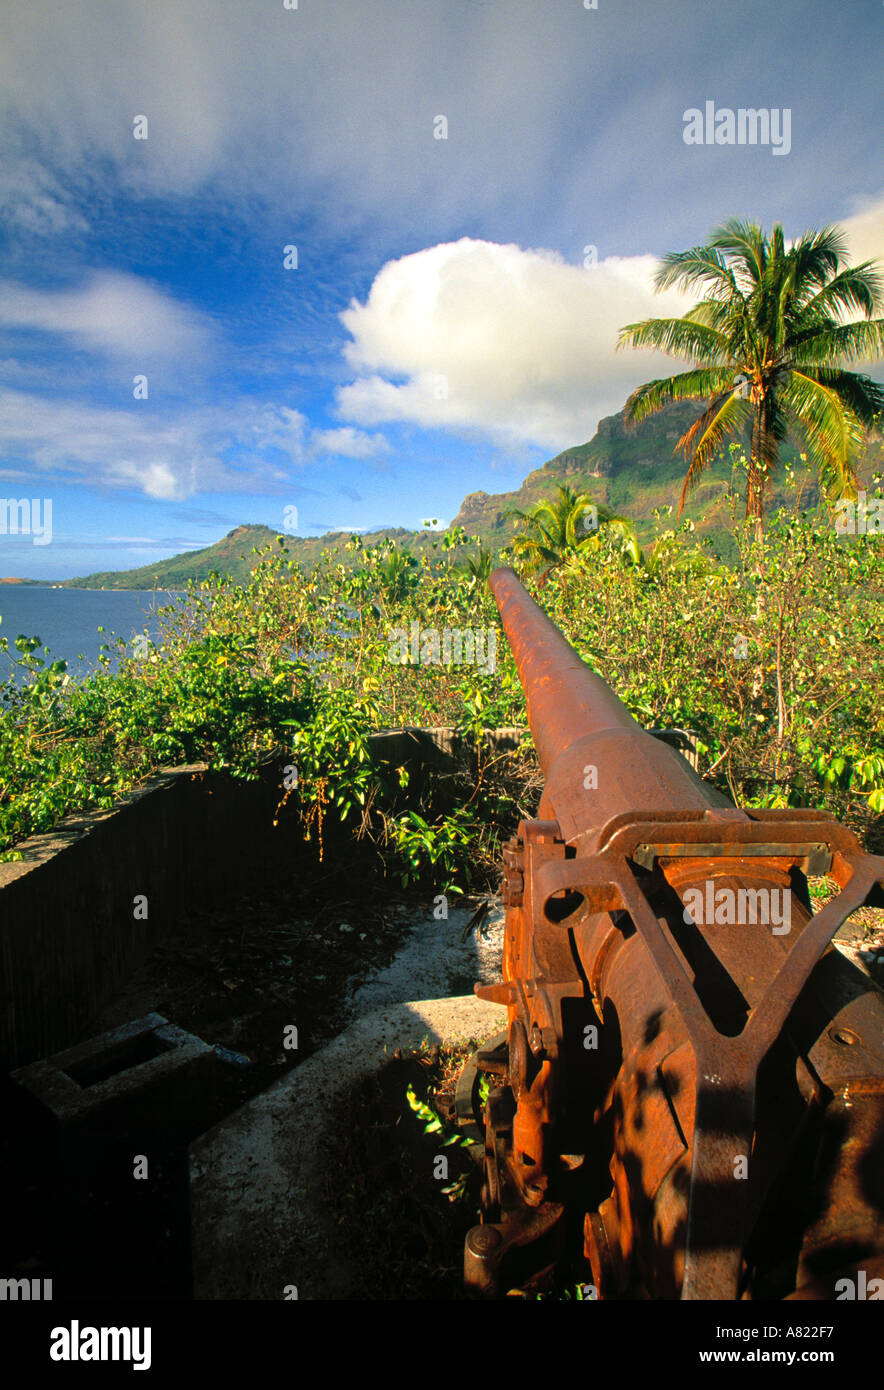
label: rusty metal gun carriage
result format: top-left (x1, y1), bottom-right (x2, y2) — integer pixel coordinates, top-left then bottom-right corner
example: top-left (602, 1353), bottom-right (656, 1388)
top-left (459, 569), bottom-right (884, 1300)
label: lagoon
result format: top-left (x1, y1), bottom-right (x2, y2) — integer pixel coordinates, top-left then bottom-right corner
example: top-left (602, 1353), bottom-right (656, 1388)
top-left (0, 587), bottom-right (183, 681)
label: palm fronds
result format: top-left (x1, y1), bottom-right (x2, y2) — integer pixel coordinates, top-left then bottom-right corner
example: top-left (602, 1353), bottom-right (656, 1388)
top-left (617, 217), bottom-right (884, 531)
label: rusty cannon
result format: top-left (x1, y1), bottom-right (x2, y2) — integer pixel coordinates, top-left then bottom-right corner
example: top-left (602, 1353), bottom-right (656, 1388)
top-left (461, 567), bottom-right (884, 1300)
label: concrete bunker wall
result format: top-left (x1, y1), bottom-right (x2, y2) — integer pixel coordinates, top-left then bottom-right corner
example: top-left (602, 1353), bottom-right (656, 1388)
top-left (0, 728), bottom-right (526, 1071)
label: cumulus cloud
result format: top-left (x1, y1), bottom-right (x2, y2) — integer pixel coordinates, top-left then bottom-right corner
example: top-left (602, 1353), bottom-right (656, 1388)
top-left (335, 238), bottom-right (694, 450)
top-left (335, 215), bottom-right (884, 450)
top-left (810, 200), bottom-right (884, 367)
top-left (0, 271), bottom-right (214, 365)
top-left (840, 197), bottom-right (884, 273)
top-left (310, 427), bottom-right (390, 460)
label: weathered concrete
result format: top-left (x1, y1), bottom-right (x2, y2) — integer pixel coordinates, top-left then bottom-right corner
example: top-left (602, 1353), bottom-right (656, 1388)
top-left (0, 761), bottom-right (305, 1071)
top-left (12, 1012), bottom-right (216, 1135)
top-left (368, 725), bottom-right (525, 772)
top-left (189, 993), bottom-right (505, 1300)
top-left (344, 898), bottom-right (505, 1020)
top-left (0, 719), bottom-right (710, 1071)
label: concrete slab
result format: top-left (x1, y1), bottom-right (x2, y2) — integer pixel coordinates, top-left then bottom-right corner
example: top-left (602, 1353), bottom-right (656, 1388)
top-left (344, 898), bottom-right (505, 1020)
top-left (12, 1012), bottom-right (216, 1134)
top-left (189, 993), bottom-right (505, 1300)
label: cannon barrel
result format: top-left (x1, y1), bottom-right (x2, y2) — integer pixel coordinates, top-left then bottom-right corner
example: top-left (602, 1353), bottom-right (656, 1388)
top-left (488, 565), bottom-right (645, 753)
top-left (465, 568), bottom-right (884, 1301)
top-left (488, 566), bottom-right (735, 846)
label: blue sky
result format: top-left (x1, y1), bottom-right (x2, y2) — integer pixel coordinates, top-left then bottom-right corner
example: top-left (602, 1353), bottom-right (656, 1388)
top-left (0, 0), bottom-right (882, 578)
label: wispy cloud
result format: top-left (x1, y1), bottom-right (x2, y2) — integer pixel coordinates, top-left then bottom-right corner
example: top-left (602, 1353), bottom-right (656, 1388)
top-left (0, 153), bottom-right (89, 236)
top-left (0, 388), bottom-right (384, 502)
top-left (0, 270), bottom-right (215, 366)
top-left (4, 1), bottom-right (879, 251)
top-left (308, 522), bottom-right (371, 534)
top-left (170, 506), bottom-right (243, 527)
top-left (0, 391), bottom-right (292, 500)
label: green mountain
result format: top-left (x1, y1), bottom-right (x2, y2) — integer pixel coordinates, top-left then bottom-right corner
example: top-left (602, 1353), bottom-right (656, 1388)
top-left (61, 401), bottom-right (883, 588)
top-left (61, 522), bottom-right (423, 589)
top-left (453, 402), bottom-right (883, 547)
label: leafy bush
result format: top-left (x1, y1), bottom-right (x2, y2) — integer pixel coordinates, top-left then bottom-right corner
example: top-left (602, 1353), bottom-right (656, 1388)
top-left (0, 496), bottom-right (881, 876)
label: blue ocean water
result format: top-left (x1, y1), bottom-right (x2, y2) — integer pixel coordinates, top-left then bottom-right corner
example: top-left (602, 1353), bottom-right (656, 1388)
top-left (0, 587), bottom-right (184, 682)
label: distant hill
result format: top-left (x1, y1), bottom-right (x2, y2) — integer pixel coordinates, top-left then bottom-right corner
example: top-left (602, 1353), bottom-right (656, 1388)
top-left (61, 522), bottom-right (422, 589)
top-left (58, 400), bottom-right (883, 589)
top-left (64, 524), bottom-right (291, 590)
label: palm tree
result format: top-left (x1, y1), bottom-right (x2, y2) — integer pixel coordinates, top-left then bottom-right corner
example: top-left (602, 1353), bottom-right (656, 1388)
top-left (617, 219), bottom-right (884, 537)
top-left (508, 483), bottom-right (641, 583)
top-left (374, 547), bottom-right (419, 604)
top-left (462, 545), bottom-right (494, 583)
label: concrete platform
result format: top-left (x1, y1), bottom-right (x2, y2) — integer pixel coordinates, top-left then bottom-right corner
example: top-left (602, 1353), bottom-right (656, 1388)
top-left (189, 993), bottom-right (504, 1299)
top-left (344, 898), bottom-right (505, 1020)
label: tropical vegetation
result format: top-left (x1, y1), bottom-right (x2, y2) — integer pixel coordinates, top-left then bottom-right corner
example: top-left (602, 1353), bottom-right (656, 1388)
top-left (508, 483), bottom-right (642, 582)
top-left (1, 466), bottom-right (882, 888)
top-left (618, 219), bottom-right (884, 534)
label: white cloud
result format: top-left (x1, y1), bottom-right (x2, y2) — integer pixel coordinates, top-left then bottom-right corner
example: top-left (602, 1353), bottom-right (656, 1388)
top-left (0, 271), bottom-right (214, 365)
top-left (0, 387), bottom-right (378, 502)
top-left (310, 427), bottom-right (390, 459)
top-left (808, 200), bottom-right (884, 367)
top-left (0, 391), bottom-right (300, 501)
top-left (840, 196), bottom-right (884, 273)
top-left (104, 536), bottom-right (177, 545)
top-left (314, 524), bottom-right (371, 534)
top-left (4, 0), bottom-right (877, 258)
top-left (0, 156), bottom-right (89, 236)
top-left (336, 238), bottom-right (694, 450)
top-left (247, 404), bottom-right (310, 464)
top-left (336, 216), bottom-right (884, 451)
top-left (0, 2), bottom-right (565, 218)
